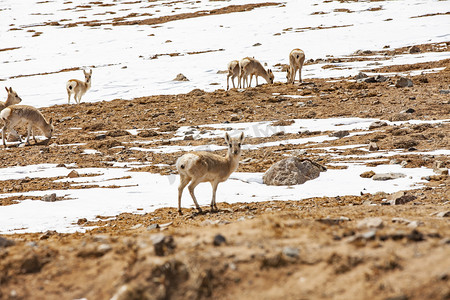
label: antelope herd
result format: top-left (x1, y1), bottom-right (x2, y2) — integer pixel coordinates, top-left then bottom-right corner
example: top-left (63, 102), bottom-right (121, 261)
top-left (1, 49), bottom-right (305, 212)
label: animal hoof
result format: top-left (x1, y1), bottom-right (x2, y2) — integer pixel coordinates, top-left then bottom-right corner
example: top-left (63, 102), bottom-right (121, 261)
top-left (197, 207), bottom-right (203, 214)
top-left (178, 209), bottom-right (183, 215)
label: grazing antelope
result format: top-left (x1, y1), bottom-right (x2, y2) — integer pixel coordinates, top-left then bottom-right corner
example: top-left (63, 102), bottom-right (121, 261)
top-left (1, 105), bottom-right (54, 147)
top-left (176, 132), bottom-right (244, 214)
top-left (66, 69), bottom-right (92, 104)
top-left (239, 57), bottom-right (274, 88)
top-left (286, 48), bottom-right (305, 84)
top-left (226, 60), bottom-right (240, 90)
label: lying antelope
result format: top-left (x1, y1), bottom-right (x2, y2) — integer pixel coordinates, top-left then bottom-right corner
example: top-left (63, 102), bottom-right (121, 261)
top-left (1, 105), bottom-right (54, 147)
top-left (176, 132), bottom-right (244, 214)
top-left (226, 60), bottom-right (239, 90)
top-left (286, 48), bottom-right (305, 84)
top-left (66, 69), bottom-right (92, 104)
top-left (239, 57), bottom-right (274, 88)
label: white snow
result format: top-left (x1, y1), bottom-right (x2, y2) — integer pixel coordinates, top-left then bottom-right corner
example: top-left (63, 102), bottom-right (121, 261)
top-left (1, 0), bottom-right (449, 107)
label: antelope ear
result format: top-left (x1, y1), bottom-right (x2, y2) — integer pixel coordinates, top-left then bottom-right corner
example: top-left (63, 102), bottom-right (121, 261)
top-left (5, 87), bottom-right (8, 93)
top-left (49, 118), bottom-right (53, 125)
top-left (239, 132), bottom-right (245, 143)
top-left (89, 69), bottom-right (92, 75)
top-left (225, 132), bottom-right (230, 144)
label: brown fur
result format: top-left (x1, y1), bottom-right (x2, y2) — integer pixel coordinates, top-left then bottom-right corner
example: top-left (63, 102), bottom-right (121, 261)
top-left (239, 57), bottom-right (274, 88)
top-left (66, 69), bottom-right (92, 104)
top-left (227, 60), bottom-right (240, 90)
top-left (286, 48), bottom-right (305, 84)
top-left (176, 132), bottom-right (244, 214)
top-left (1, 105), bottom-right (53, 147)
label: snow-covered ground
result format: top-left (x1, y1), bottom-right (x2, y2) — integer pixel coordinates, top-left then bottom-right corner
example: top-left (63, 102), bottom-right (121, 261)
top-left (1, 0), bottom-right (449, 107)
top-left (0, 1), bottom-right (449, 234)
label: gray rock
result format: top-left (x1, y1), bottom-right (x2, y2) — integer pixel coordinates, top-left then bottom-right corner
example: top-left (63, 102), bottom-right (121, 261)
top-left (372, 173), bottom-right (406, 181)
top-left (330, 130), bottom-right (349, 138)
top-left (354, 72), bottom-right (368, 80)
top-left (151, 234), bottom-right (175, 256)
top-left (368, 142), bottom-right (379, 151)
top-left (434, 168), bottom-right (449, 175)
top-left (95, 134), bottom-right (107, 140)
top-left (230, 114), bottom-right (239, 121)
top-left (395, 77), bottom-right (413, 88)
top-left (130, 224), bottom-right (143, 230)
top-left (387, 191), bottom-right (416, 205)
top-left (437, 211), bottom-right (450, 218)
top-left (263, 157), bottom-right (326, 186)
top-left (374, 75), bottom-right (388, 82)
top-left (369, 120), bottom-right (388, 129)
top-left (316, 216), bottom-right (350, 225)
top-left (42, 193), bottom-right (57, 202)
top-left (357, 217), bottom-right (384, 229)
top-left (183, 135), bottom-right (194, 141)
top-left (0, 236), bottom-right (15, 248)
top-left (147, 224), bottom-right (160, 230)
top-left (282, 247), bottom-right (299, 259)
top-left (439, 89), bottom-right (450, 94)
top-left (409, 45), bottom-right (421, 53)
top-left (213, 234), bottom-right (226, 246)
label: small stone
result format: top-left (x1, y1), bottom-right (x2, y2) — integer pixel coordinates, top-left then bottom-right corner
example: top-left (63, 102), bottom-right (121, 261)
top-left (434, 168), bottom-right (449, 175)
top-left (330, 130), bottom-right (349, 138)
top-left (67, 170), bottom-right (79, 178)
top-left (409, 45), bottom-right (421, 53)
top-left (369, 121), bottom-right (388, 129)
top-left (357, 217), bottom-right (384, 229)
top-left (372, 173), bottom-right (406, 181)
top-left (39, 230), bottom-right (57, 240)
top-left (151, 234), bottom-right (175, 256)
top-left (183, 135), bottom-right (194, 141)
top-left (173, 73), bottom-right (189, 81)
top-left (387, 191), bottom-right (416, 205)
top-left (230, 114), bottom-right (239, 121)
top-left (436, 211), bottom-right (450, 218)
top-left (368, 142), bottom-right (379, 151)
top-left (95, 134), bottom-right (107, 140)
top-left (439, 89), bottom-right (450, 94)
top-left (282, 247), bottom-right (299, 259)
top-left (403, 108), bottom-right (415, 114)
top-left (147, 224), bottom-right (160, 230)
top-left (42, 193), bottom-right (57, 202)
top-left (213, 234), bottom-right (226, 246)
top-left (0, 236), bottom-right (15, 248)
top-left (395, 77), bottom-right (413, 88)
top-left (130, 224), bottom-right (143, 230)
top-left (77, 218), bottom-right (87, 225)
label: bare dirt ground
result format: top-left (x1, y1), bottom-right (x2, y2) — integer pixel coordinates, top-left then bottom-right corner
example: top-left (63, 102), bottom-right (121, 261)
top-left (0, 41), bottom-right (449, 299)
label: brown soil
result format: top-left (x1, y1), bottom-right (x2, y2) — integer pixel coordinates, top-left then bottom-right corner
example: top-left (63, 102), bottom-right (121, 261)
top-left (0, 43), bottom-right (449, 299)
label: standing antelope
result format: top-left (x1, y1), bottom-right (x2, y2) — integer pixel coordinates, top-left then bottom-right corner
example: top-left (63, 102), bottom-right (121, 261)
top-left (226, 60), bottom-right (240, 90)
top-left (1, 105), bottom-right (54, 147)
top-left (66, 69), bottom-right (92, 104)
top-left (1, 87), bottom-right (22, 111)
top-left (176, 132), bottom-right (244, 214)
top-left (286, 48), bottom-right (305, 84)
top-left (239, 57), bottom-right (274, 88)
top-left (1, 87), bottom-right (22, 141)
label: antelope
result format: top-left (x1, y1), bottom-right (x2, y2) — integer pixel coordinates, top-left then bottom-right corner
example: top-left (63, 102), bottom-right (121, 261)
top-left (239, 57), bottom-right (274, 88)
top-left (286, 48), bottom-right (305, 84)
top-left (176, 132), bottom-right (244, 214)
top-left (226, 60), bottom-right (239, 90)
top-left (1, 105), bottom-right (54, 147)
top-left (66, 69), bottom-right (92, 104)
top-left (1, 87), bottom-right (22, 141)
top-left (0, 87), bottom-right (22, 111)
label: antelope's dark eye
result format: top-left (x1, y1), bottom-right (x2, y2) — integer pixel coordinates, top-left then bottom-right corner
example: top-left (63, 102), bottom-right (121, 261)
top-left (238, 143), bottom-right (241, 147)
top-left (229, 144), bottom-right (232, 148)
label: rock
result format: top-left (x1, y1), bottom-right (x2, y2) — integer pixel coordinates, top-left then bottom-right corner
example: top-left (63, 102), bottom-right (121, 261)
top-left (137, 130), bottom-right (159, 137)
top-left (95, 134), bottom-right (107, 140)
top-left (39, 230), bottom-right (57, 240)
top-left (401, 108), bottom-right (415, 114)
top-left (395, 77), bottom-right (413, 88)
top-left (361, 76), bottom-right (376, 83)
top-left (360, 171), bottom-right (375, 178)
top-left (77, 243), bottom-right (112, 258)
top-left (409, 45), bottom-right (421, 53)
top-left (130, 224), bottom-right (143, 230)
top-left (316, 216), bottom-right (350, 225)
top-left (213, 234), bottom-right (226, 246)
top-left (355, 72), bottom-right (368, 80)
top-left (0, 236), bottom-right (15, 248)
top-left (393, 139), bottom-right (418, 149)
top-left (330, 130), bottom-right (349, 138)
top-left (372, 173), bottom-right (406, 181)
top-left (433, 168), bottom-right (449, 175)
top-left (357, 217), bottom-right (384, 229)
top-left (42, 193), bottom-right (56, 202)
top-left (147, 224), bottom-right (160, 230)
top-left (106, 130), bottom-right (130, 137)
top-left (173, 73), bottom-right (189, 81)
top-left (439, 89), bottom-right (450, 94)
top-left (387, 191), bottom-right (416, 205)
top-left (368, 142), bottom-right (379, 151)
top-left (253, 42), bottom-right (262, 47)
top-left (67, 170), bottom-right (79, 178)
top-left (369, 121), bottom-right (388, 129)
top-left (436, 211), bottom-right (450, 218)
top-left (348, 230), bottom-right (377, 243)
top-left (183, 135), bottom-right (194, 141)
top-left (151, 234), bottom-right (175, 256)
top-left (282, 247), bottom-right (299, 259)
top-left (263, 157), bottom-right (326, 186)
top-left (374, 75), bottom-right (388, 82)
top-left (20, 254), bottom-right (43, 274)
top-left (77, 218), bottom-right (87, 225)
top-left (230, 114), bottom-right (239, 121)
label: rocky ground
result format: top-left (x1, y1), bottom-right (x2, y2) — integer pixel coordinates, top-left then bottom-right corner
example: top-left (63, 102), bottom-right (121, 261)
top-left (0, 42), bottom-right (449, 299)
